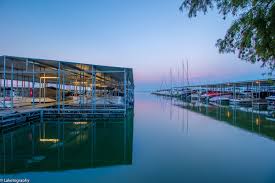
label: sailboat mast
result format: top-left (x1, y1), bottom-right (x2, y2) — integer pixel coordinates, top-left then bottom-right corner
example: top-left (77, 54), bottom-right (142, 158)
top-left (182, 60), bottom-right (185, 88)
top-left (177, 66), bottom-right (180, 88)
top-left (170, 68), bottom-right (173, 94)
top-left (186, 60), bottom-right (190, 86)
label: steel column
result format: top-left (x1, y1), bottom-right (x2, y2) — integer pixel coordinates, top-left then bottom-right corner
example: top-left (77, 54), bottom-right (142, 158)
top-left (92, 66), bottom-right (96, 110)
top-left (32, 60), bottom-right (35, 108)
top-left (62, 71), bottom-right (65, 109)
top-left (124, 69), bottom-right (127, 113)
top-left (3, 56), bottom-right (6, 108)
top-left (11, 63), bottom-right (14, 109)
top-left (58, 62), bottom-right (61, 113)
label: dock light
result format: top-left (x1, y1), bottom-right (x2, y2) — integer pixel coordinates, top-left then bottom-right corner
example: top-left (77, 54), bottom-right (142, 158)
top-left (100, 85), bottom-right (108, 88)
top-left (73, 121), bottom-right (88, 125)
top-left (256, 118), bottom-right (260, 125)
top-left (227, 111), bottom-right (231, 118)
top-left (40, 76), bottom-right (59, 79)
top-left (40, 138), bottom-right (59, 143)
top-left (89, 83), bottom-right (105, 87)
top-left (73, 81), bottom-right (88, 85)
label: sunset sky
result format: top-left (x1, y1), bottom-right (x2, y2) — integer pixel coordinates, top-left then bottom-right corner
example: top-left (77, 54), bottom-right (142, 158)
top-left (0, 0), bottom-right (269, 90)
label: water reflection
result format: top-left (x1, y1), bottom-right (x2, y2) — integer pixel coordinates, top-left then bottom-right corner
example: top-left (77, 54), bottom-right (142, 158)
top-left (172, 99), bottom-right (275, 141)
top-left (154, 95), bottom-right (275, 141)
top-left (1, 94), bottom-right (275, 182)
top-left (0, 110), bottom-right (134, 174)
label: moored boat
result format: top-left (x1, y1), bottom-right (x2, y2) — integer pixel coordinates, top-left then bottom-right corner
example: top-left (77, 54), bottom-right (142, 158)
top-left (200, 91), bottom-right (220, 102)
top-left (229, 98), bottom-right (253, 107)
top-left (209, 95), bottom-right (232, 105)
top-left (266, 111), bottom-right (275, 121)
top-left (252, 100), bottom-right (268, 110)
top-left (190, 93), bottom-right (200, 103)
top-left (266, 95), bottom-right (275, 111)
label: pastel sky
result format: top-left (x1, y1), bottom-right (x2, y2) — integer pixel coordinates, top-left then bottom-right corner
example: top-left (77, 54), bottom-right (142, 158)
top-left (0, 0), bottom-right (270, 91)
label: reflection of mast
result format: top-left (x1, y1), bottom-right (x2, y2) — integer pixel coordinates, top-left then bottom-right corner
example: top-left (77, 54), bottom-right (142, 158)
top-left (182, 61), bottom-right (185, 99)
top-left (170, 98), bottom-right (173, 120)
top-left (169, 68), bottom-right (173, 119)
top-left (177, 100), bottom-right (180, 120)
top-left (251, 111), bottom-right (254, 132)
top-left (180, 103), bottom-right (190, 134)
top-left (186, 107), bottom-right (189, 134)
top-left (182, 107), bottom-right (185, 132)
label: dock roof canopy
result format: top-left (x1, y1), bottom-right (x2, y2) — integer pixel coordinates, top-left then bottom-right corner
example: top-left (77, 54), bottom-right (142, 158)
top-left (0, 55), bottom-right (134, 86)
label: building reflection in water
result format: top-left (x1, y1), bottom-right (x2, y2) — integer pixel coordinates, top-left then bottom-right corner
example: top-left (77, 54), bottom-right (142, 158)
top-left (0, 110), bottom-right (134, 174)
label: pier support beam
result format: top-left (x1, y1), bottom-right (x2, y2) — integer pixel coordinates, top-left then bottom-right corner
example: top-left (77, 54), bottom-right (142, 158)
top-left (124, 69), bottom-right (127, 114)
top-left (32, 60), bottom-right (35, 109)
top-left (3, 56), bottom-right (6, 108)
top-left (62, 71), bottom-right (65, 110)
top-left (57, 62), bottom-right (61, 113)
top-left (233, 84), bottom-right (236, 100)
top-left (11, 63), bottom-right (14, 109)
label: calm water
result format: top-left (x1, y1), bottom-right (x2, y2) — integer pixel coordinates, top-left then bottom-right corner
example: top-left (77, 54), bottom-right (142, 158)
top-left (1, 93), bottom-right (275, 183)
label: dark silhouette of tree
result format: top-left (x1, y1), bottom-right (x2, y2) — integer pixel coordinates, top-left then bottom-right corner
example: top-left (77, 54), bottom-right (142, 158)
top-left (180, 0), bottom-right (275, 73)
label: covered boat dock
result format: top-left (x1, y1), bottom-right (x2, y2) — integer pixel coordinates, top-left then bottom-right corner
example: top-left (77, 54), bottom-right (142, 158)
top-left (0, 55), bottom-right (134, 127)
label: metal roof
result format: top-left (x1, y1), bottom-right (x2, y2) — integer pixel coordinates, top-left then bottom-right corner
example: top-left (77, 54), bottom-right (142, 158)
top-left (0, 55), bottom-right (134, 84)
